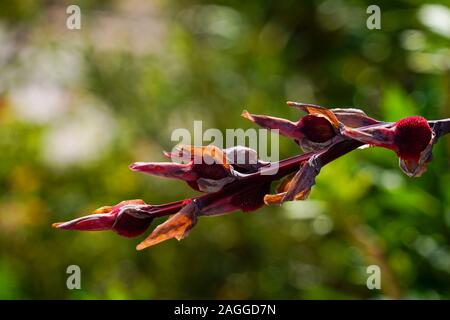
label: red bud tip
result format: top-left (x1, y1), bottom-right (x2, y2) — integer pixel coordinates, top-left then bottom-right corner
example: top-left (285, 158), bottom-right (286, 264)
top-left (394, 116), bottom-right (432, 161)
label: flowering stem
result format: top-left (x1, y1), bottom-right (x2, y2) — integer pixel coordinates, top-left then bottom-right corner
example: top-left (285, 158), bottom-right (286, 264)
top-left (53, 103), bottom-right (450, 251)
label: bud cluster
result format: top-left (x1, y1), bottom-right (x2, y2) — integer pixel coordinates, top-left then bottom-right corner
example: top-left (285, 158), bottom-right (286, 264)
top-left (53, 102), bottom-right (450, 250)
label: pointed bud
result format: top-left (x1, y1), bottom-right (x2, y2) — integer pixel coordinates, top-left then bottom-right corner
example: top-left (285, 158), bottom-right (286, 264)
top-left (53, 200), bottom-right (155, 237)
top-left (298, 115), bottom-right (336, 143)
top-left (131, 146), bottom-right (267, 193)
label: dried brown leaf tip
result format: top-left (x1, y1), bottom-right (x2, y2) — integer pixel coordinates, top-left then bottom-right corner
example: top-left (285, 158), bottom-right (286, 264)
top-left (136, 201), bottom-right (199, 250)
top-left (264, 157), bottom-right (319, 205)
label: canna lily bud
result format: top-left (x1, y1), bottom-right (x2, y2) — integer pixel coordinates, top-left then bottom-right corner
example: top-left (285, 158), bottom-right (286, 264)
top-left (341, 116), bottom-right (434, 177)
top-left (130, 145), bottom-right (233, 193)
top-left (244, 102), bottom-right (377, 153)
top-left (394, 116), bottom-right (434, 177)
top-left (53, 199), bottom-right (156, 237)
top-left (242, 109), bottom-right (338, 152)
top-left (300, 114), bottom-right (336, 143)
top-left (130, 145), bottom-right (266, 193)
top-left (394, 116), bottom-right (432, 161)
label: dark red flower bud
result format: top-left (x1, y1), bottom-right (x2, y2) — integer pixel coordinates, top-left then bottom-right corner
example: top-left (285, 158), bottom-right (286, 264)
top-left (394, 116), bottom-right (432, 161)
top-left (298, 114), bottom-right (335, 143)
top-left (242, 107), bottom-right (338, 143)
top-left (243, 102), bottom-right (377, 153)
top-left (242, 108), bottom-right (338, 151)
top-left (340, 115), bottom-right (435, 177)
top-left (52, 199), bottom-right (184, 238)
top-left (130, 145), bottom-right (234, 192)
top-left (130, 145), bottom-right (265, 193)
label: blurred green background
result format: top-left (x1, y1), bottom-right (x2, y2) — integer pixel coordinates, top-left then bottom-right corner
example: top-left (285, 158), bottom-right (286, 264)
top-left (0, 0), bottom-right (449, 299)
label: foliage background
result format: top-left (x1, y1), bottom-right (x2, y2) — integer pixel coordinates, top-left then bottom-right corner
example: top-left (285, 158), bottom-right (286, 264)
top-left (0, 0), bottom-right (449, 299)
